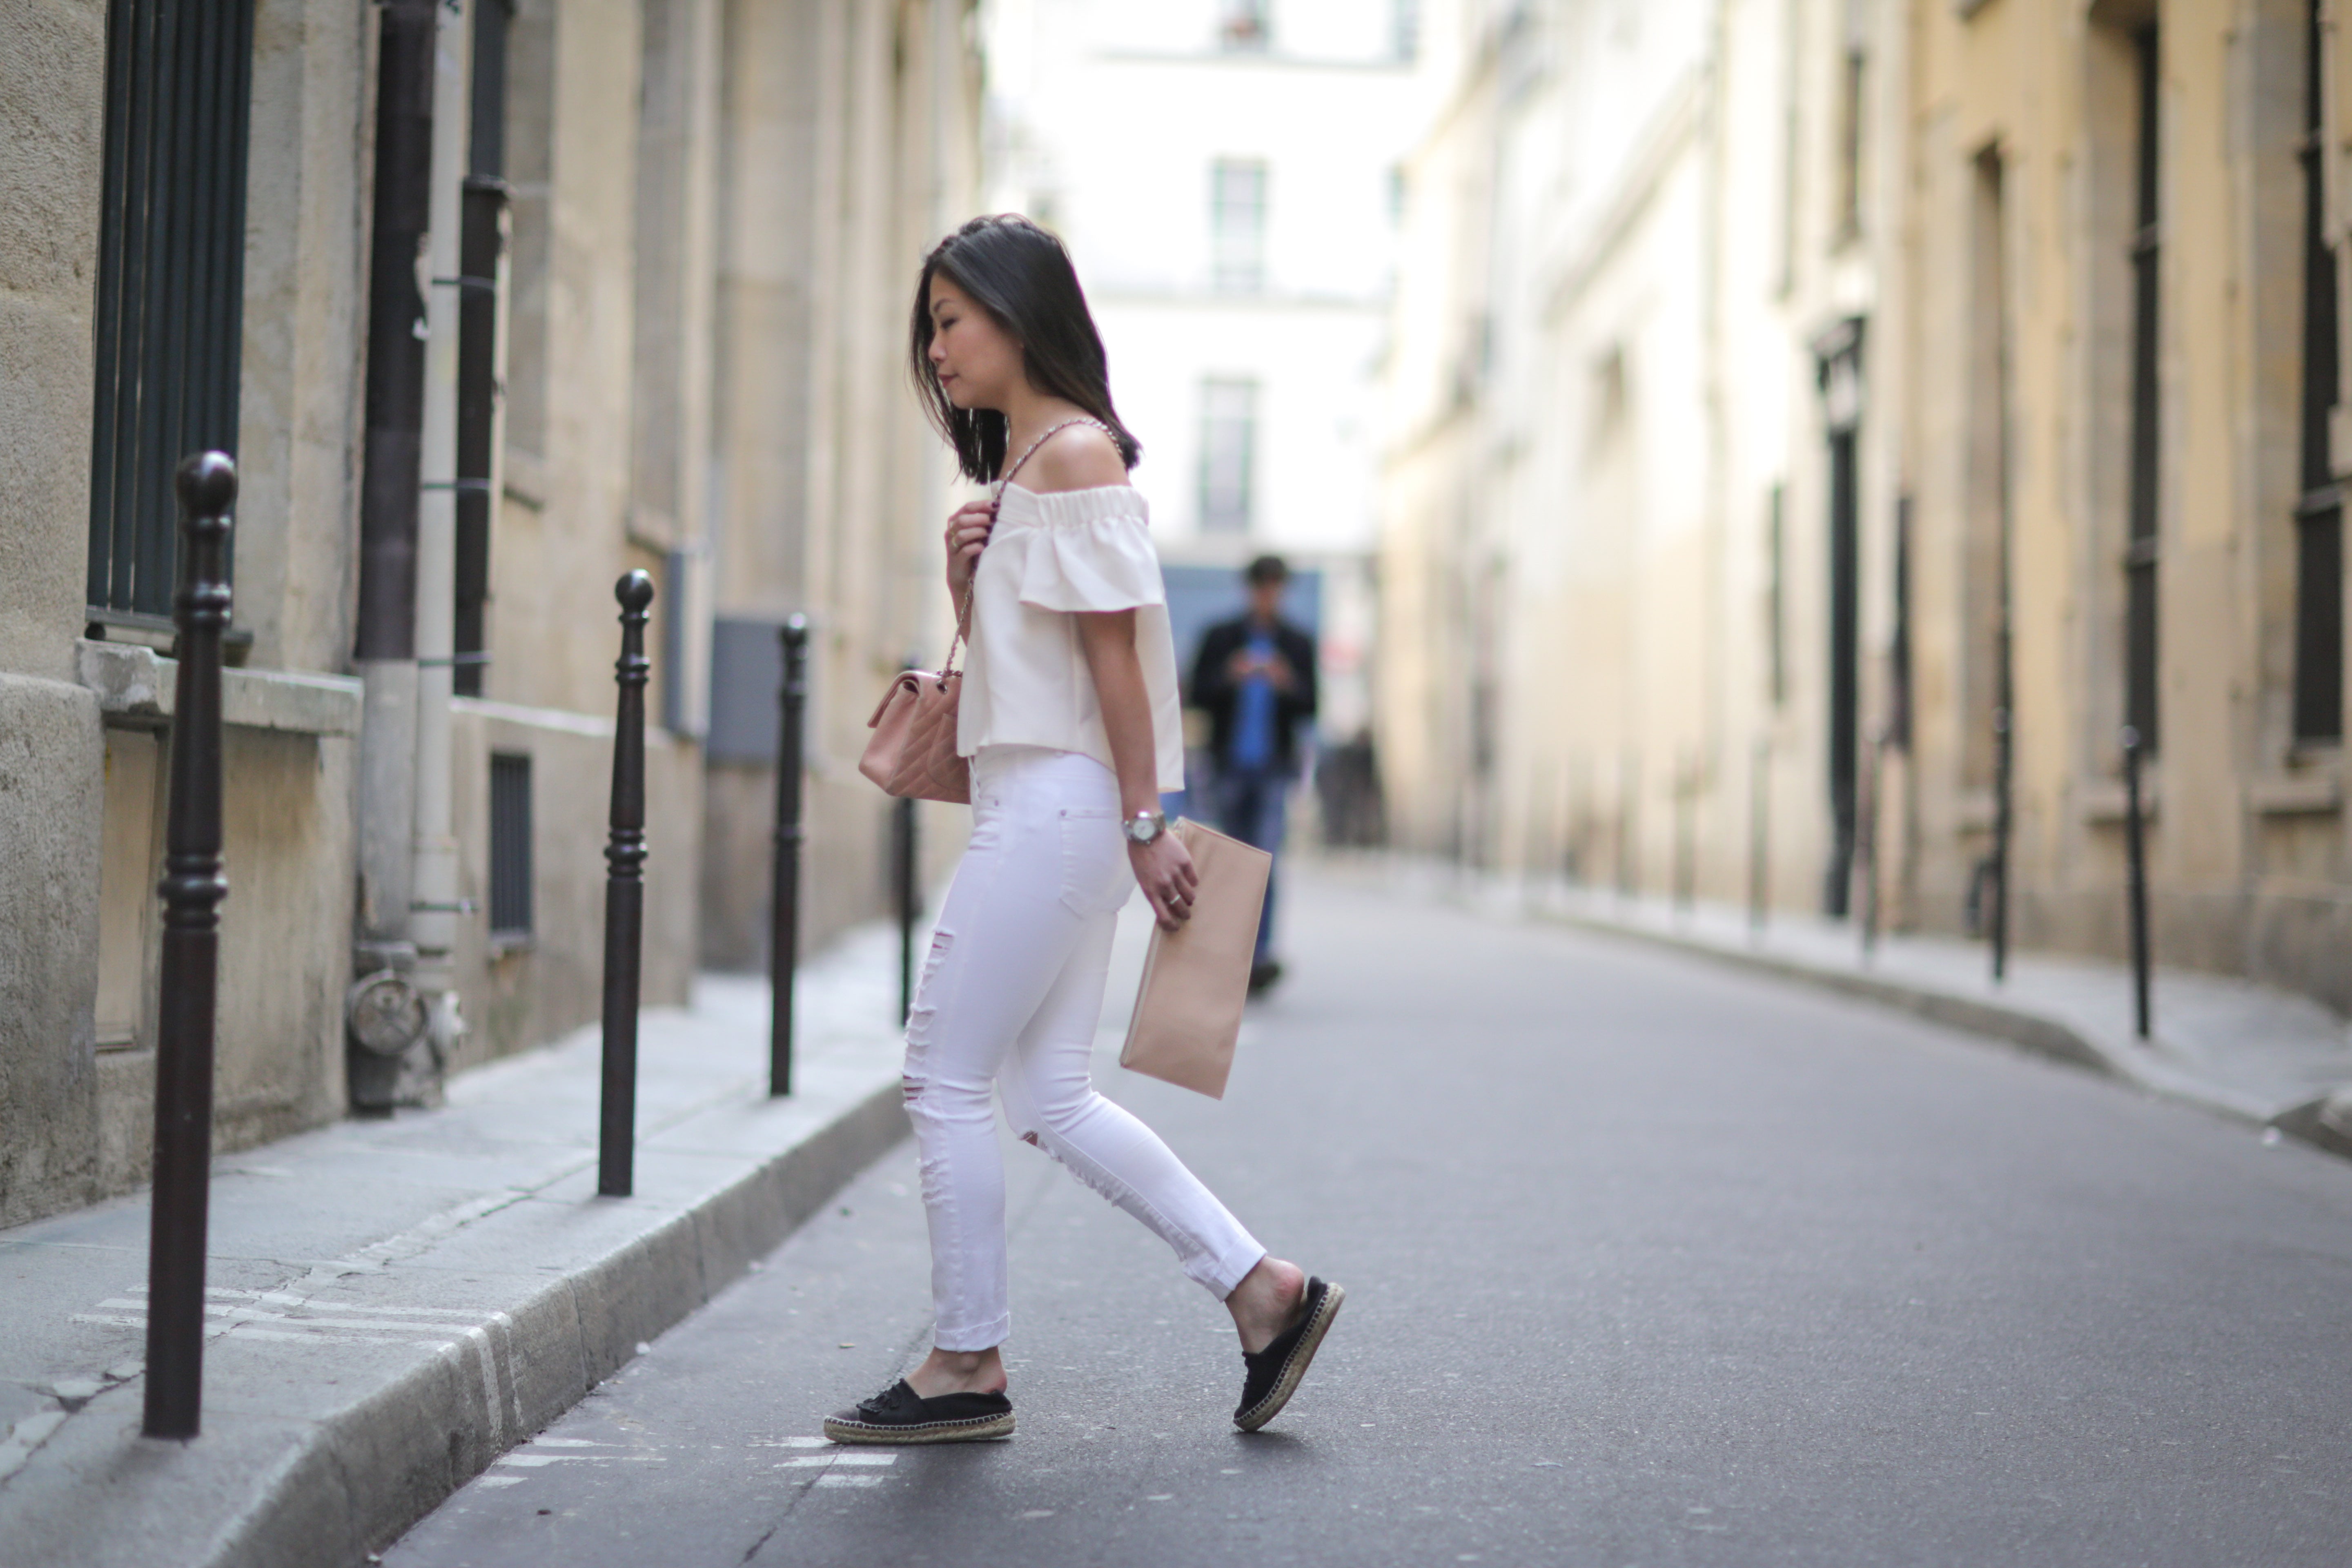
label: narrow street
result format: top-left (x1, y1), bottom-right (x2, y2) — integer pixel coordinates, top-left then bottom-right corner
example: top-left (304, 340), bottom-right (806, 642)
top-left (385, 867), bottom-right (2352, 1568)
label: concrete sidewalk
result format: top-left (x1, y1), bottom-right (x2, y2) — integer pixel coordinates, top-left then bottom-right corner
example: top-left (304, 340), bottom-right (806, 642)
top-left (1373, 856), bottom-right (2352, 1161)
top-left (0, 923), bottom-right (918, 1568)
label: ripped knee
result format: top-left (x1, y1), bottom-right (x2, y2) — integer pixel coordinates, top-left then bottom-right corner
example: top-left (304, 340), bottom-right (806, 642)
top-left (901, 933), bottom-right (955, 1108)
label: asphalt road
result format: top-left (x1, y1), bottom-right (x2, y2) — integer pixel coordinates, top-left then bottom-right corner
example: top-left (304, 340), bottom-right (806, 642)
top-left (385, 866), bottom-right (2352, 1568)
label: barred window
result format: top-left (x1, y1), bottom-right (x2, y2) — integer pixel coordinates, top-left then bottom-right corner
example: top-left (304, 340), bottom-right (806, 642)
top-left (455, 0), bottom-right (514, 697)
top-left (488, 753), bottom-right (534, 940)
top-left (87, 0), bottom-right (256, 631)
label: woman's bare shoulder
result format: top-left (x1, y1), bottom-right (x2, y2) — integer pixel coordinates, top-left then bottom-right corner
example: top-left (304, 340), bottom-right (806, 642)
top-left (1019, 422), bottom-right (1130, 494)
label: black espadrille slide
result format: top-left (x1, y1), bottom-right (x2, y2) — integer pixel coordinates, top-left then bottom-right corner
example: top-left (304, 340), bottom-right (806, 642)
top-left (823, 1379), bottom-right (1015, 1444)
top-left (1233, 1276), bottom-right (1344, 1432)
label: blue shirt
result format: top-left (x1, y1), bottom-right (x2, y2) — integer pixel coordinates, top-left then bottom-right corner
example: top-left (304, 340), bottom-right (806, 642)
top-left (1229, 632), bottom-right (1278, 771)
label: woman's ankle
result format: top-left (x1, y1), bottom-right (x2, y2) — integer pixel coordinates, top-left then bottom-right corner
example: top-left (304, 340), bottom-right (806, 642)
top-left (1227, 1257), bottom-right (1306, 1353)
top-left (906, 1345), bottom-right (1007, 1398)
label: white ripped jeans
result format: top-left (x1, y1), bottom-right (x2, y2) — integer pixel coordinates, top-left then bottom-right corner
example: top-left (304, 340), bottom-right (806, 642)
top-left (903, 745), bottom-right (1266, 1351)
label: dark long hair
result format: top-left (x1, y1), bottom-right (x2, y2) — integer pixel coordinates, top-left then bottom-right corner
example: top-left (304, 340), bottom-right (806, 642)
top-left (909, 214), bottom-right (1142, 483)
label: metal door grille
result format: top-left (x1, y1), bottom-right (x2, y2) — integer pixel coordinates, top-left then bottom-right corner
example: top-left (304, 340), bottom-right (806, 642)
top-left (87, 0), bottom-right (256, 624)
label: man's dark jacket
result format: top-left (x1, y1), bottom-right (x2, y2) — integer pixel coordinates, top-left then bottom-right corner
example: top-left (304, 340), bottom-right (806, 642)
top-left (1187, 614), bottom-right (1318, 774)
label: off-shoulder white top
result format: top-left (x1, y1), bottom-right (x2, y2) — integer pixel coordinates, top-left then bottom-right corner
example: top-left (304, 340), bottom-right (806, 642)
top-left (956, 481), bottom-right (1185, 792)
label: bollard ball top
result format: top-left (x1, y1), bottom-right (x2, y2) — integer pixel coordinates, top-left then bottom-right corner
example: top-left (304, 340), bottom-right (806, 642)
top-left (783, 612), bottom-right (810, 645)
top-left (615, 569), bottom-right (656, 612)
top-left (176, 451), bottom-right (238, 517)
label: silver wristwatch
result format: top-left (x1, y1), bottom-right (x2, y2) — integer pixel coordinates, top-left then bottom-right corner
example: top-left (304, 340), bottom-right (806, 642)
top-left (1123, 809), bottom-right (1169, 846)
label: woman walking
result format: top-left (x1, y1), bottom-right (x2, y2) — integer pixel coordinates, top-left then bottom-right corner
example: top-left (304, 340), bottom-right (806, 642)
top-left (824, 216), bottom-right (1341, 1445)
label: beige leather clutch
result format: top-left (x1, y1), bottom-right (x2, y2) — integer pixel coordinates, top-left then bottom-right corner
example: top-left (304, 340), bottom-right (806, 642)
top-left (1119, 819), bottom-right (1271, 1100)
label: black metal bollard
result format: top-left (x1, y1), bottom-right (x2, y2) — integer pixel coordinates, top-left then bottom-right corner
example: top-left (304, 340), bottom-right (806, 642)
top-left (1858, 733), bottom-right (1883, 958)
top-left (1671, 754), bottom-right (1695, 915)
top-left (1747, 737), bottom-right (1768, 935)
top-left (2122, 725), bottom-right (2152, 1039)
top-left (1990, 704), bottom-right (2013, 982)
top-left (599, 571), bottom-right (655, 1197)
top-left (769, 616), bottom-right (809, 1097)
top-left (144, 452), bottom-right (236, 1440)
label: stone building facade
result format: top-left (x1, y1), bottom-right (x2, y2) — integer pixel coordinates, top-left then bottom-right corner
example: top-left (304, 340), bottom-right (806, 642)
top-left (0, 0), bottom-right (980, 1229)
top-left (1377, 0), bottom-right (2352, 1011)
top-left (980, 0), bottom-right (1438, 780)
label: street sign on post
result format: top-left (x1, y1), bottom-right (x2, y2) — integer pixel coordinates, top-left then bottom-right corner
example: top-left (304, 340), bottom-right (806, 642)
top-left (144, 452), bottom-right (236, 1440)
top-left (599, 571), bottom-right (654, 1197)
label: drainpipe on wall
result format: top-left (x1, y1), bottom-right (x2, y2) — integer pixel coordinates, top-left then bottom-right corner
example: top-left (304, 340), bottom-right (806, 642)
top-left (408, 0), bottom-right (473, 1077)
top-left (349, 0), bottom-right (440, 1110)
top-left (350, 0), bottom-right (473, 1106)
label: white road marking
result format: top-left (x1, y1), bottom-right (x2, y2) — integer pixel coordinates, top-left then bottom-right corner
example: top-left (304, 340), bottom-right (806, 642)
top-left (814, 1474), bottom-right (883, 1488)
top-left (782, 1452), bottom-right (897, 1470)
top-left (475, 1476), bottom-right (527, 1489)
top-left (130, 1285), bottom-right (501, 1317)
top-left (80, 1287), bottom-right (502, 1357)
top-left (494, 1454), bottom-right (579, 1467)
top-left (532, 1438), bottom-right (610, 1448)
top-left (220, 1326), bottom-right (459, 1348)
top-left (96, 1300), bottom-right (468, 1334)
top-left (73, 1314), bottom-right (458, 1348)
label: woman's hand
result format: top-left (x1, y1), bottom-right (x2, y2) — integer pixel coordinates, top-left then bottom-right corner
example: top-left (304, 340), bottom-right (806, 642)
top-left (944, 499), bottom-right (996, 601)
top-left (1130, 833), bottom-right (1199, 933)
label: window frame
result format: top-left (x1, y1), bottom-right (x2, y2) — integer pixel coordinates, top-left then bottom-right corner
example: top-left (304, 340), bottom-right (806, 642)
top-left (1197, 376), bottom-right (1260, 536)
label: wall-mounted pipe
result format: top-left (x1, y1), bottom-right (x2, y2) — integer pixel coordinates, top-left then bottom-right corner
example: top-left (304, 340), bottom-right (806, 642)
top-left (349, 0), bottom-right (441, 1107)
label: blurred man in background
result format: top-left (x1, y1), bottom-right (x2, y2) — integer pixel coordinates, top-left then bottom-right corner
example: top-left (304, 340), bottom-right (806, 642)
top-left (1189, 555), bottom-right (1318, 992)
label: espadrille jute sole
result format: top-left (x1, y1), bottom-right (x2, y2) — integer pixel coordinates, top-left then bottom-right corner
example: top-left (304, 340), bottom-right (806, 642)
top-left (1234, 1280), bottom-right (1345, 1432)
top-left (822, 1409), bottom-right (1015, 1445)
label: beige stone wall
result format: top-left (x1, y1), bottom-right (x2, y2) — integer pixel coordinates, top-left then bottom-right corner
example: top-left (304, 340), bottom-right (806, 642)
top-left (696, 0), bottom-right (981, 971)
top-left (1897, 0), bottom-right (2352, 1006)
top-left (1377, 0), bottom-right (1875, 912)
top-left (445, 705), bottom-right (700, 1069)
top-left (1380, 0), bottom-right (2352, 1013)
top-left (1373, 3), bottom-right (1494, 861)
top-left (0, 0), bottom-right (110, 1224)
top-left (0, 0), bottom-right (982, 1228)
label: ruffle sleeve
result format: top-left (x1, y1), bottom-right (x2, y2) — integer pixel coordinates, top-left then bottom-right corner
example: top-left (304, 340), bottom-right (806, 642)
top-left (1009, 488), bottom-right (1165, 614)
